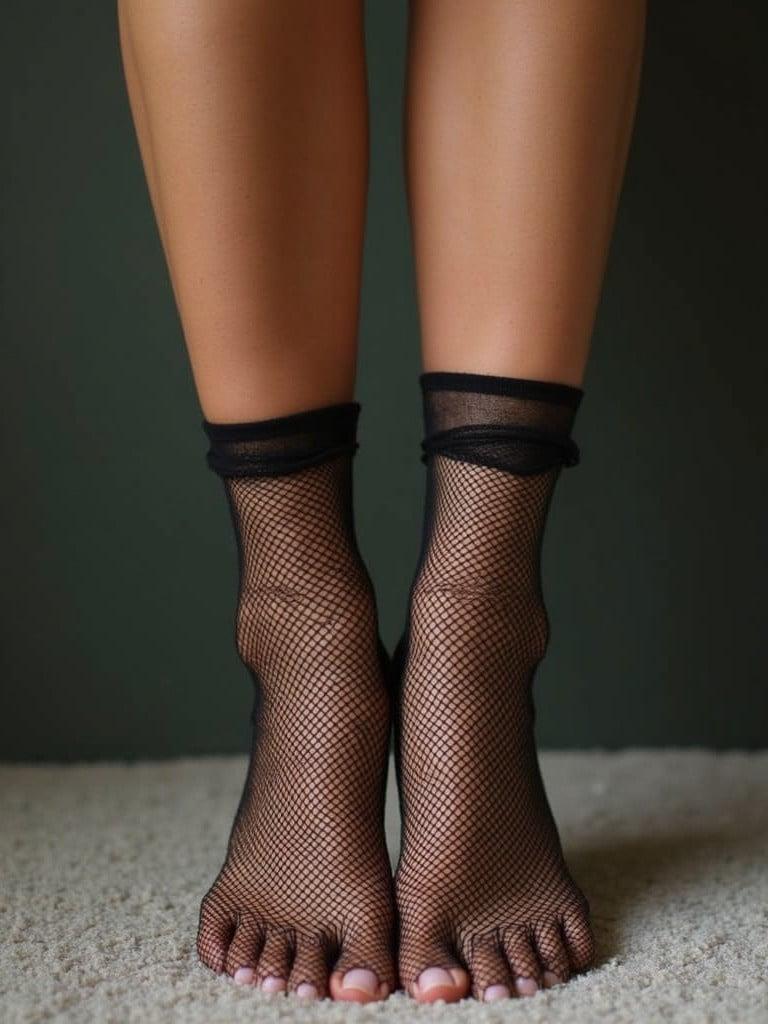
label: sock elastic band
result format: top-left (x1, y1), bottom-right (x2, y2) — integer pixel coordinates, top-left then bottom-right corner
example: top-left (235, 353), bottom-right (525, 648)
top-left (419, 372), bottom-right (582, 475)
top-left (203, 402), bottom-right (360, 478)
top-left (421, 371), bottom-right (583, 408)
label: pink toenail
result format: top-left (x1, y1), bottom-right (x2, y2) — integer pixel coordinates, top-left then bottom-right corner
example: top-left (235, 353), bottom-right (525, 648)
top-left (515, 977), bottom-right (539, 997)
top-left (261, 976), bottom-right (286, 994)
top-left (484, 984), bottom-right (511, 1002)
top-left (296, 983), bottom-right (318, 1000)
top-left (543, 971), bottom-right (563, 988)
top-left (234, 967), bottom-right (254, 985)
top-left (341, 969), bottom-right (378, 995)
top-left (419, 967), bottom-right (458, 995)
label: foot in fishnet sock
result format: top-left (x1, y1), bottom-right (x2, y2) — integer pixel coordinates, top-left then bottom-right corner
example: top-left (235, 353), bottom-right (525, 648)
top-left (196, 407), bottom-right (395, 1003)
top-left (394, 374), bottom-right (594, 1003)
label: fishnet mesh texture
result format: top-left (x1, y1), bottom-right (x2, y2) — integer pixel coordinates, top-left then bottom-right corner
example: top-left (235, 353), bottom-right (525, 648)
top-left (394, 379), bottom-right (594, 995)
top-left (196, 447), bottom-right (395, 994)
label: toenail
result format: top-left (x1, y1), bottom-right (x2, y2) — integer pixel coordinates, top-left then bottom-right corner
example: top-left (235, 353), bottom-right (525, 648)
top-left (418, 967), bottom-right (459, 995)
top-left (233, 967), bottom-right (254, 985)
top-left (261, 976), bottom-right (286, 994)
top-left (543, 971), bottom-right (563, 988)
top-left (296, 983), bottom-right (318, 1000)
top-left (341, 968), bottom-right (379, 995)
top-left (484, 984), bottom-right (511, 1002)
top-left (515, 977), bottom-right (539, 997)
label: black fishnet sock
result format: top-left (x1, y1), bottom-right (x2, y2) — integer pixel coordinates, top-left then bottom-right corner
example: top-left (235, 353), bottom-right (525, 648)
top-left (394, 373), bottom-right (594, 1000)
top-left (196, 404), bottom-right (395, 999)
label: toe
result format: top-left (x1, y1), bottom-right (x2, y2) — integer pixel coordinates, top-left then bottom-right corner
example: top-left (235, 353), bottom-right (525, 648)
top-left (330, 926), bottom-right (395, 1003)
top-left (196, 895), bottom-right (234, 975)
top-left (255, 929), bottom-right (292, 994)
top-left (465, 935), bottom-right (513, 1002)
top-left (412, 966), bottom-right (470, 1004)
top-left (502, 929), bottom-right (542, 997)
top-left (484, 984), bottom-right (513, 1002)
top-left (400, 925), bottom-right (468, 1003)
top-left (260, 976), bottom-right (287, 995)
top-left (225, 914), bottom-right (263, 978)
top-left (295, 983), bottom-right (319, 1000)
top-left (562, 907), bottom-right (595, 973)
top-left (533, 921), bottom-right (570, 985)
top-left (330, 968), bottom-right (388, 1004)
top-left (288, 937), bottom-right (330, 999)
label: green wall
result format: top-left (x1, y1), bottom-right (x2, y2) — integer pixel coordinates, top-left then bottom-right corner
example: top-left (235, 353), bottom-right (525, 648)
top-left (1, 2), bottom-right (766, 760)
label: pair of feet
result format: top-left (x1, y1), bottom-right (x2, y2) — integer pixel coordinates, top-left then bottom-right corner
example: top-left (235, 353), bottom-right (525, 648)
top-left (195, 468), bottom-right (593, 1004)
top-left (196, 385), bottom-right (593, 1003)
top-left (196, 640), bottom-right (592, 1004)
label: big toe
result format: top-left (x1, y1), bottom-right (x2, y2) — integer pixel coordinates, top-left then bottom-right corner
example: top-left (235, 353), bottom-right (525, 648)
top-left (400, 928), bottom-right (469, 1003)
top-left (330, 968), bottom-right (388, 1004)
top-left (330, 926), bottom-right (395, 1003)
top-left (413, 966), bottom-right (470, 1003)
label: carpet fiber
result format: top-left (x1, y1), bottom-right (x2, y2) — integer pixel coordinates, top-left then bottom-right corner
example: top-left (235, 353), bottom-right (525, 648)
top-left (2, 751), bottom-right (766, 1023)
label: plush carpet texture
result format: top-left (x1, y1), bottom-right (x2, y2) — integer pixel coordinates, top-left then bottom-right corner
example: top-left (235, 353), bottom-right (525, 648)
top-left (1, 751), bottom-right (766, 1023)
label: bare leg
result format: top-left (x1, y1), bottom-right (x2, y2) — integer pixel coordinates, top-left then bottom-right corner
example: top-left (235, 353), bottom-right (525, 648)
top-left (407, 0), bottom-right (644, 387)
top-left (119, 0), bottom-right (368, 421)
top-left (397, 0), bottom-right (645, 1003)
top-left (118, 1), bottom-right (395, 1003)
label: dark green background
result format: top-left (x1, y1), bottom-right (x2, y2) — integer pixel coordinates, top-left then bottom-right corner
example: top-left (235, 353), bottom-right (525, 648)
top-left (2, 2), bottom-right (766, 760)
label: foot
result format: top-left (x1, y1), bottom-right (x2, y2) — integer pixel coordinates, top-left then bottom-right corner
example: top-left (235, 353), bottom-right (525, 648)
top-left (394, 466), bottom-right (594, 1003)
top-left (196, 467), bottom-right (396, 1002)
top-left (396, 676), bottom-right (593, 1003)
top-left (197, 643), bottom-right (395, 1001)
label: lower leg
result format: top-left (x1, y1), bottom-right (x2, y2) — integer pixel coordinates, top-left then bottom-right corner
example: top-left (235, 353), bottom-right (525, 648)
top-left (398, 0), bottom-right (645, 1002)
top-left (118, 0), bottom-right (395, 1001)
top-left (406, 0), bottom-right (645, 386)
top-left (118, 0), bottom-right (369, 420)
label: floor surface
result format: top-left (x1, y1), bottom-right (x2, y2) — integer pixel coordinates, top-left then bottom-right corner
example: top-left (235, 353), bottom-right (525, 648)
top-left (2, 751), bottom-right (766, 1023)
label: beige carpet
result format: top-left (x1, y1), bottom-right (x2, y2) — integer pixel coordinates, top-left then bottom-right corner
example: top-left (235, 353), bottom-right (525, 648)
top-left (1, 751), bottom-right (766, 1024)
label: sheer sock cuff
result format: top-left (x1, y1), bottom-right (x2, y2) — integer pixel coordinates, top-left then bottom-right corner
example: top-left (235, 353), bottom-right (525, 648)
top-left (202, 402), bottom-right (360, 478)
top-left (420, 372), bottom-right (582, 475)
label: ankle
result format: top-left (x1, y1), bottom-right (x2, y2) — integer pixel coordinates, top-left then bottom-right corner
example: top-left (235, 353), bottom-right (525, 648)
top-left (234, 558), bottom-right (379, 679)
